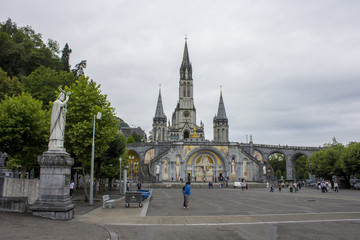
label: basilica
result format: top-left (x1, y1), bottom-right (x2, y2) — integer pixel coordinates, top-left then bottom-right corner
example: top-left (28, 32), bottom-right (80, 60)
top-left (128, 40), bottom-right (318, 183)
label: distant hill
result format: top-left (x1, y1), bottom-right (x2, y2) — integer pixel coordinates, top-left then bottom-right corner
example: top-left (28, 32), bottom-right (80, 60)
top-left (117, 117), bottom-right (130, 128)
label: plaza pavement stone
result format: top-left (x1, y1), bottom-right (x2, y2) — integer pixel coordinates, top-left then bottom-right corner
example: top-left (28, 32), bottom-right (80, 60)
top-left (1, 185), bottom-right (360, 239)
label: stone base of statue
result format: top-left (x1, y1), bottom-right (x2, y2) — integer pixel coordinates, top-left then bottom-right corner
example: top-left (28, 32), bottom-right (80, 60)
top-left (31, 150), bottom-right (74, 220)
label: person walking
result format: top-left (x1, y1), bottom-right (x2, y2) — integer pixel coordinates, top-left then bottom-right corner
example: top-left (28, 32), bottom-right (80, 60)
top-left (137, 180), bottom-right (142, 191)
top-left (334, 181), bottom-right (339, 192)
top-left (182, 184), bottom-right (186, 208)
top-left (126, 181), bottom-right (130, 192)
top-left (69, 180), bottom-right (75, 197)
top-left (184, 182), bottom-right (191, 210)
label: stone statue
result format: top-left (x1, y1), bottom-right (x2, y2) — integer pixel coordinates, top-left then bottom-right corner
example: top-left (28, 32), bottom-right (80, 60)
top-left (176, 157), bottom-right (180, 180)
top-left (156, 164), bottom-right (160, 175)
top-left (243, 161), bottom-right (248, 181)
top-left (164, 160), bottom-right (169, 180)
top-left (48, 89), bottom-right (70, 151)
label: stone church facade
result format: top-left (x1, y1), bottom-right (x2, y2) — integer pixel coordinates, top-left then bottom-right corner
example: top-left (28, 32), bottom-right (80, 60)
top-left (128, 40), bottom-right (320, 182)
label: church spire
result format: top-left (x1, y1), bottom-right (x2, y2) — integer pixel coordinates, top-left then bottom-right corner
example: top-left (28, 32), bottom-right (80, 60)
top-left (213, 87), bottom-right (229, 142)
top-left (154, 87), bottom-right (166, 119)
top-left (153, 86), bottom-right (168, 142)
top-left (180, 37), bottom-right (192, 80)
top-left (215, 88), bottom-right (227, 120)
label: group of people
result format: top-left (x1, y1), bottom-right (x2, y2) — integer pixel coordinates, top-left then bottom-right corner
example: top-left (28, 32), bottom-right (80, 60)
top-left (125, 180), bottom-right (142, 192)
top-left (266, 180), bottom-right (340, 193)
top-left (318, 181), bottom-right (339, 193)
top-left (267, 181), bottom-right (302, 193)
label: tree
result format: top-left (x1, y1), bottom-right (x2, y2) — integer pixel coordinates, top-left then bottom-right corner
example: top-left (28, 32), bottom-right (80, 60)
top-left (0, 67), bottom-right (23, 101)
top-left (307, 144), bottom-right (345, 182)
top-left (72, 60), bottom-right (87, 77)
top-left (268, 153), bottom-right (286, 179)
top-left (0, 92), bottom-right (48, 178)
top-left (126, 135), bottom-right (135, 144)
top-left (295, 155), bottom-right (308, 180)
top-left (21, 66), bottom-right (76, 108)
top-left (61, 43), bottom-right (72, 72)
top-left (98, 133), bottom-right (127, 190)
top-left (0, 18), bottom-right (62, 78)
top-left (341, 142), bottom-right (360, 178)
top-left (65, 76), bottom-right (119, 201)
top-left (131, 132), bottom-right (144, 142)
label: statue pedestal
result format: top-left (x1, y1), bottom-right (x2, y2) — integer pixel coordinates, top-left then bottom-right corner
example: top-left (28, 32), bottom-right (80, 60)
top-left (31, 151), bottom-right (74, 220)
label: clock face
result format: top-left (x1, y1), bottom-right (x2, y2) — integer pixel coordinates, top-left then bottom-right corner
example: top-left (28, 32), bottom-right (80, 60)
top-left (183, 111), bottom-right (190, 118)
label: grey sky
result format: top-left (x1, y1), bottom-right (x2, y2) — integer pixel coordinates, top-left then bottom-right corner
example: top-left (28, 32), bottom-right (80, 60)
top-left (2, 0), bottom-right (360, 146)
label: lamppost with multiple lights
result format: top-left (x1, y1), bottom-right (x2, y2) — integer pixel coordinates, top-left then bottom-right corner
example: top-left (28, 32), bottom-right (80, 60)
top-left (90, 112), bottom-right (101, 205)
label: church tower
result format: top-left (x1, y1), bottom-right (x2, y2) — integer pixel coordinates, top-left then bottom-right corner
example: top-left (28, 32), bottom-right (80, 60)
top-left (168, 39), bottom-right (204, 141)
top-left (213, 89), bottom-right (229, 142)
top-left (152, 87), bottom-right (168, 142)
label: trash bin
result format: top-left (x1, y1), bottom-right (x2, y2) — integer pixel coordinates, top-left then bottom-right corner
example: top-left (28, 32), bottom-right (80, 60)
top-left (137, 188), bottom-right (152, 200)
top-left (125, 191), bottom-right (142, 208)
top-left (290, 187), bottom-right (293, 193)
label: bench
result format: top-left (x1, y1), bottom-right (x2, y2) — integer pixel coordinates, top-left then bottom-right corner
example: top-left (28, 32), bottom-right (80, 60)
top-left (102, 194), bottom-right (116, 208)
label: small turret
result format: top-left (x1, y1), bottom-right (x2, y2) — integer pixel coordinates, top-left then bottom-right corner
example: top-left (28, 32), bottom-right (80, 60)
top-left (152, 87), bottom-right (167, 142)
top-left (213, 88), bottom-right (229, 142)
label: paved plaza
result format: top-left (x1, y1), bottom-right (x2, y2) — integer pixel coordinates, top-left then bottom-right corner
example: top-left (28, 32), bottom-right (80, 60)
top-left (1, 186), bottom-right (360, 239)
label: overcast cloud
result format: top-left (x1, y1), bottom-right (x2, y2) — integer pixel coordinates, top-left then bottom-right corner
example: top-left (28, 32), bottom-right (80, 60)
top-left (2, 0), bottom-right (360, 146)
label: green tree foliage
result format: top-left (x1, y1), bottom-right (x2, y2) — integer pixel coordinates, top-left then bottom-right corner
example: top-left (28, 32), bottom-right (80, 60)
top-left (307, 144), bottom-right (345, 181)
top-left (126, 135), bottom-right (135, 144)
top-left (98, 133), bottom-right (127, 180)
top-left (64, 76), bottom-right (119, 199)
top-left (118, 117), bottom-right (130, 127)
top-left (0, 92), bottom-right (48, 177)
top-left (131, 132), bottom-right (144, 142)
top-left (61, 43), bottom-right (72, 72)
top-left (295, 155), bottom-right (308, 180)
top-left (268, 153), bottom-right (286, 179)
top-left (0, 67), bottom-right (23, 100)
top-left (0, 18), bottom-right (62, 78)
top-left (341, 142), bottom-right (360, 178)
top-left (21, 66), bottom-right (76, 108)
top-left (72, 60), bottom-right (87, 77)
top-left (65, 75), bottom-right (119, 164)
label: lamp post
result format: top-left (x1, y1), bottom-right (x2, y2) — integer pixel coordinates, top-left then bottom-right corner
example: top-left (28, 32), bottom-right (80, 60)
top-left (123, 166), bottom-right (128, 192)
top-left (90, 112), bottom-right (101, 205)
top-left (134, 162), bottom-right (138, 181)
top-left (129, 155), bottom-right (134, 182)
top-left (119, 157), bottom-right (122, 195)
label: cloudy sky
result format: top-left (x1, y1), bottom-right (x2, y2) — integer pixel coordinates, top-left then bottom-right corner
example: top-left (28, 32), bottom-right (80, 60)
top-left (2, 0), bottom-right (360, 147)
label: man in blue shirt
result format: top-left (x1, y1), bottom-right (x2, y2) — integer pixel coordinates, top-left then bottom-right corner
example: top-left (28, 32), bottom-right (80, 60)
top-left (184, 182), bottom-right (191, 210)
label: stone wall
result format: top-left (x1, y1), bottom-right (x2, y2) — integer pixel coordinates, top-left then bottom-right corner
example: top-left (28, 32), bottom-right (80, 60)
top-left (2, 178), bottom-right (39, 204)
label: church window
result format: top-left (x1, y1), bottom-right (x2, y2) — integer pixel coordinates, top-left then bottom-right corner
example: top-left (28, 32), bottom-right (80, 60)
top-left (184, 130), bottom-right (189, 139)
top-left (183, 111), bottom-right (190, 118)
